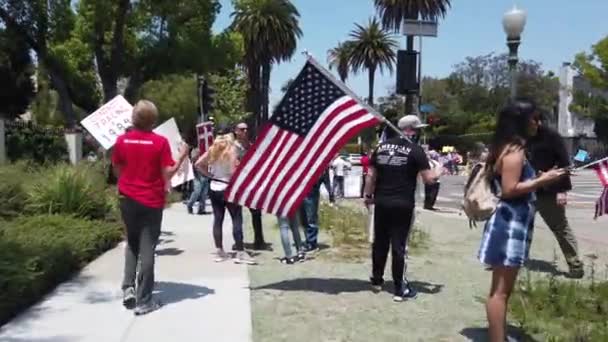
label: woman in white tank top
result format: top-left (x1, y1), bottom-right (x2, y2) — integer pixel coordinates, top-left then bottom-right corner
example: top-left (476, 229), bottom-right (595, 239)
top-left (195, 134), bottom-right (256, 264)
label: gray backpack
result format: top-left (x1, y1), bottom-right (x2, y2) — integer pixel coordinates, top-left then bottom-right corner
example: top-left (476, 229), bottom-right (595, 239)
top-left (463, 162), bottom-right (497, 226)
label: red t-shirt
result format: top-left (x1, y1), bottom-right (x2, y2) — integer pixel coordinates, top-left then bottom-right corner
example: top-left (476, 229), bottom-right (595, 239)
top-left (361, 155), bottom-right (370, 174)
top-left (112, 130), bottom-right (175, 208)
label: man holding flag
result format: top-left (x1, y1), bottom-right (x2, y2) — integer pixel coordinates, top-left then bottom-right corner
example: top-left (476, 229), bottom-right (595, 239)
top-left (225, 56), bottom-right (382, 218)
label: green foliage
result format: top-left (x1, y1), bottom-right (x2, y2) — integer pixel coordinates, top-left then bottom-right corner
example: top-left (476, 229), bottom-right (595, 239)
top-left (0, 214), bottom-right (122, 325)
top-left (327, 41), bottom-right (355, 83)
top-left (0, 162), bottom-right (37, 219)
top-left (139, 74), bottom-right (198, 136)
top-left (374, 0), bottom-right (451, 33)
top-left (209, 68), bottom-right (249, 125)
top-left (318, 202), bottom-right (427, 262)
top-left (26, 163), bottom-right (111, 220)
top-left (348, 17), bottom-right (397, 106)
top-left (511, 268), bottom-right (608, 341)
top-left (5, 122), bottom-right (68, 163)
top-left (0, 28), bottom-right (35, 119)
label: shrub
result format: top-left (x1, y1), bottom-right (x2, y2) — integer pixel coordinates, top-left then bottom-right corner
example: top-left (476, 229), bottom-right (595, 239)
top-left (0, 162), bottom-right (38, 219)
top-left (0, 215), bottom-right (122, 325)
top-left (511, 267), bottom-right (608, 341)
top-left (5, 121), bottom-right (68, 164)
top-left (26, 163), bottom-right (111, 220)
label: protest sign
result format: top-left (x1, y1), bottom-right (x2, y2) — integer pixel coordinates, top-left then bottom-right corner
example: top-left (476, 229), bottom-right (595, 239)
top-left (196, 121), bottom-right (214, 154)
top-left (81, 95), bottom-right (133, 150)
top-left (154, 118), bottom-right (195, 188)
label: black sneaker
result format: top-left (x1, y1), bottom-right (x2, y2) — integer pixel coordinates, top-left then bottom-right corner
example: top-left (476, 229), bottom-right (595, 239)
top-left (187, 206), bottom-right (193, 214)
top-left (134, 299), bottom-right (162, 316)
top-left (122, 287), bottom-right (136, 309)
top-left (296, 252), bottom-right (306, 262)
top-left (568, 267), bottom-right (584, 279)
top-left (370, 278), bottom-right (384, 293)
top-left (304, 245), bottom-right (319, 254)
top-left (393, 284), bottom-right (417, 302)
top-left (279, 257), bottom-right (296, 265)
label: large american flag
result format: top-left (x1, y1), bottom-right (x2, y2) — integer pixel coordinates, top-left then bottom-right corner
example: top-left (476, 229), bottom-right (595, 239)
top-left (592, 158), bottom-right (608, 218)
top-left (225, 60), bottom-right (382, 216)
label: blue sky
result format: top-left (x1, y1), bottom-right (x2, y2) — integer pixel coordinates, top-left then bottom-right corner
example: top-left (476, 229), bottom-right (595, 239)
top-left (213, 0), bottom-right (608, 105)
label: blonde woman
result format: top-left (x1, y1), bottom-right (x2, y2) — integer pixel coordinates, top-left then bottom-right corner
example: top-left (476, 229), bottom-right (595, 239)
top-left (196, 134), bottom-right (255, 265)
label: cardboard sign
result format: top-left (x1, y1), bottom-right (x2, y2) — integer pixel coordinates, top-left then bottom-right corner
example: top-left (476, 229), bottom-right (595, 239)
top-left (81, 95), bottom-right (133, 150)
top-left (197, 121), bottom-right (214, 154)
top-left (154, 118), bottom-right (195, 188)
top-left (442, 146), bottom-right (454, 153)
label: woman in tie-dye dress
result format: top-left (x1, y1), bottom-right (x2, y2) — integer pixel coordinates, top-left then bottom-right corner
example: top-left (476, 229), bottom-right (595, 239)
top-left (479, 100), bottom-right (566, 342)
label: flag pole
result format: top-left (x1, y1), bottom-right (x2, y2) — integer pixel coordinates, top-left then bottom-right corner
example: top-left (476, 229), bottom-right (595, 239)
top-left (302, 51), bottom-right (406, 140)
top-left (574, 155), bottom-right (608, 171)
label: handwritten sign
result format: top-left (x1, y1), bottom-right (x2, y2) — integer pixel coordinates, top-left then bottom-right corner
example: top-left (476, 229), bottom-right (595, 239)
top-left (154, 118), bottom-right (194, 188)
top-left (81, 95), bottom-right (133, 150)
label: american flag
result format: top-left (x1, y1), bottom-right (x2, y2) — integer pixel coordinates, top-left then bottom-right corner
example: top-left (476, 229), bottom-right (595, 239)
top-left (592, 158), bottom-right (608, 218)
top-left (225, 59), bottom-right (382, 216)
top-left (197, 121), bottom-right (214, 155)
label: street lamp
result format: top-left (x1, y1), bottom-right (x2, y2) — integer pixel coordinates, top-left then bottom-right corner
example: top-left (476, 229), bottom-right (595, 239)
top-left (502, 6), bottom-right (527, 99)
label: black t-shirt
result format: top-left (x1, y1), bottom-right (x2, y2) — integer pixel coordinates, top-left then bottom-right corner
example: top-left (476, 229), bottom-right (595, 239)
top-left (371, 137), bottom-right (430, 208)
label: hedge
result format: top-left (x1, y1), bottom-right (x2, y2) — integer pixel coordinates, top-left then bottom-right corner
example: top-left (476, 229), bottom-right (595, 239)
top-left (0, 214), bottom-right (122, 325)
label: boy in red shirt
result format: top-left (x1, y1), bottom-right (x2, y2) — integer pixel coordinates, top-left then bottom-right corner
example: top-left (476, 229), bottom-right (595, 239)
top-left (112, 100), bottom-right (188, 315)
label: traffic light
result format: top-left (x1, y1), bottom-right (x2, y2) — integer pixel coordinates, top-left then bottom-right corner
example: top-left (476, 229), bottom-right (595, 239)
top-left (201, 79), bottom-right (216, 115)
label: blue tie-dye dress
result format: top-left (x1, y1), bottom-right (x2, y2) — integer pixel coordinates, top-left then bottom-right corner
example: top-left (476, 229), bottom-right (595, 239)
top-left (478, 160), bottom-right (537, 267)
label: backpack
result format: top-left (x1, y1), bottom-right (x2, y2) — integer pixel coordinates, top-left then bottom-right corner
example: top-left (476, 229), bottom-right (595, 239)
top-left (463, 162), bottom-right (497, 227)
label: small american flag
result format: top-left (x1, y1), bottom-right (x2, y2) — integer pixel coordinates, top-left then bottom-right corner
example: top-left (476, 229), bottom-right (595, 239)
top-left (225, 59), bottom-right (381, 216)
top-left (592, 159), bottom-right (608, 218)
top-left (197, 121), bottom-right (214, 155)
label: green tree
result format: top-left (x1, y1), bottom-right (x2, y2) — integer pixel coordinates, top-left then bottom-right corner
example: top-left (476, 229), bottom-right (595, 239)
top-left (573, 36), bottom-right (608, 141)
top-left (374, 0), bottom-right (451, 113)
top-left (231, 0), bottom-right (302, 128)
top-left (0, 28), bottom-right (35, 119)
top-left (208, 68), bottom-right (249, 125)
top-left (0, 0), bottom-right (82, 126)
top-left (348, 18), bottom-right (397, 106)
top-left (327, 41), bottom-right (354, 83)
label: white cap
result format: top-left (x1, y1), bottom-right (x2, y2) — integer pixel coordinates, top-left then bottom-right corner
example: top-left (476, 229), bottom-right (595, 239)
top-left (398, 115), bottom-right (428, 129)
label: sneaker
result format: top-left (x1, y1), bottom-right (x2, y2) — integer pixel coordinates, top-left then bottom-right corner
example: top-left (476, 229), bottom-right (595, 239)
top-left (122, 287), bottom-right (136, 309)
top-left (253, 242), bottom-right (271, 251)
top-left (214, 249), bottom-right (230, 262)
top-left (393, 285), bottom-right (418, 302)
top-left (370, 278), bottom-right (384, 293)
top-left (234, 251), bottom-right (257, 265)
top-left (296, 252), bottom-right (306, 262)
top-left (187, 206), bottom-right (193, 214)
top-left (304, 245), bottom-right (320, 254)
top-left (568, 267), bottom-right (584, 279)
top-left (134, 299), bottom-right (162, 316)
top-left (279, 257), bottom-right (296, 265)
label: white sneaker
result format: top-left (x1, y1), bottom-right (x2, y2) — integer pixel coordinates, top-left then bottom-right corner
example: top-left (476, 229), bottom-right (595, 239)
top-left (234, 251), bottom-right (257, 265)
top-left (214, 249), bottom-right (229, 262)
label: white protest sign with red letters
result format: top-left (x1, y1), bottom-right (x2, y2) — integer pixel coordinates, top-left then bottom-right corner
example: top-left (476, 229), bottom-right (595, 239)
top-left (81, 95), bottom-right (133, 150)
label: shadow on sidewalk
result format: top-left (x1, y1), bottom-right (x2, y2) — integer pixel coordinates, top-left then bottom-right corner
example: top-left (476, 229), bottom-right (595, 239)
top-left (524, 259), bottom-right (566, 277)
top-left (0, 335), bottom-right (80, 342)
top-left (156, 247), bottom-right (184, 256)
top-left (252, 278), bottom-right (443, 295)
top-left (154, 281), bottom-right (215, 306)
top-left (460, 325), bottom-right (538, 342)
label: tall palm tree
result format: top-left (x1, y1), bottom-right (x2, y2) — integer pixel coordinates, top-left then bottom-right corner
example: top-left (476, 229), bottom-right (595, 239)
top-left (348, 18), bottom-right (398, 106)
top-left (374, 0), bottom-right (451, 112)
top-left (231, 0), bottom-right (302, 128)
top-left (327, 41), bottom-right (354, 83)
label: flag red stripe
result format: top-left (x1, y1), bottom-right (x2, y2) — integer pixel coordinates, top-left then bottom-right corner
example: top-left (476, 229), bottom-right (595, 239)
top-left (265, 99), bottom-right (358, 213)
top-left (241, 130), bottom-right (290, 208)
top-left (230, 128), bottom-right (284, 206)
top-left (225, 124), bottom-right (273, 201)
top-left (277, 112), bottom-right (379, 216)
top-left (247, 134), bottom-right (300, 210)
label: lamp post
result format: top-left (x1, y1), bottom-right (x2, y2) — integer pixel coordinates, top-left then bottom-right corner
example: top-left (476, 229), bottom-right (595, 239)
top-left (502, 6), bottom-right (527, 99)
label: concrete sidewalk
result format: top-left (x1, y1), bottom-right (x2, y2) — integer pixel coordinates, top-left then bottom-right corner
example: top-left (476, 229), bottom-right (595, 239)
top-left (0, 206), bottom-right (252, 342)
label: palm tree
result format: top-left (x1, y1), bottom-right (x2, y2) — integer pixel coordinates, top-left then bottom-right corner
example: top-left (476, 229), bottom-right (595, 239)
top-left (231, 0), bottom-right (302, 128)
top-left (348, 18), bottom-right (398, 106)
top-left (327, 41), bottom-right (354, 83)
top-left (374, 0), bottom-right (451, 112)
